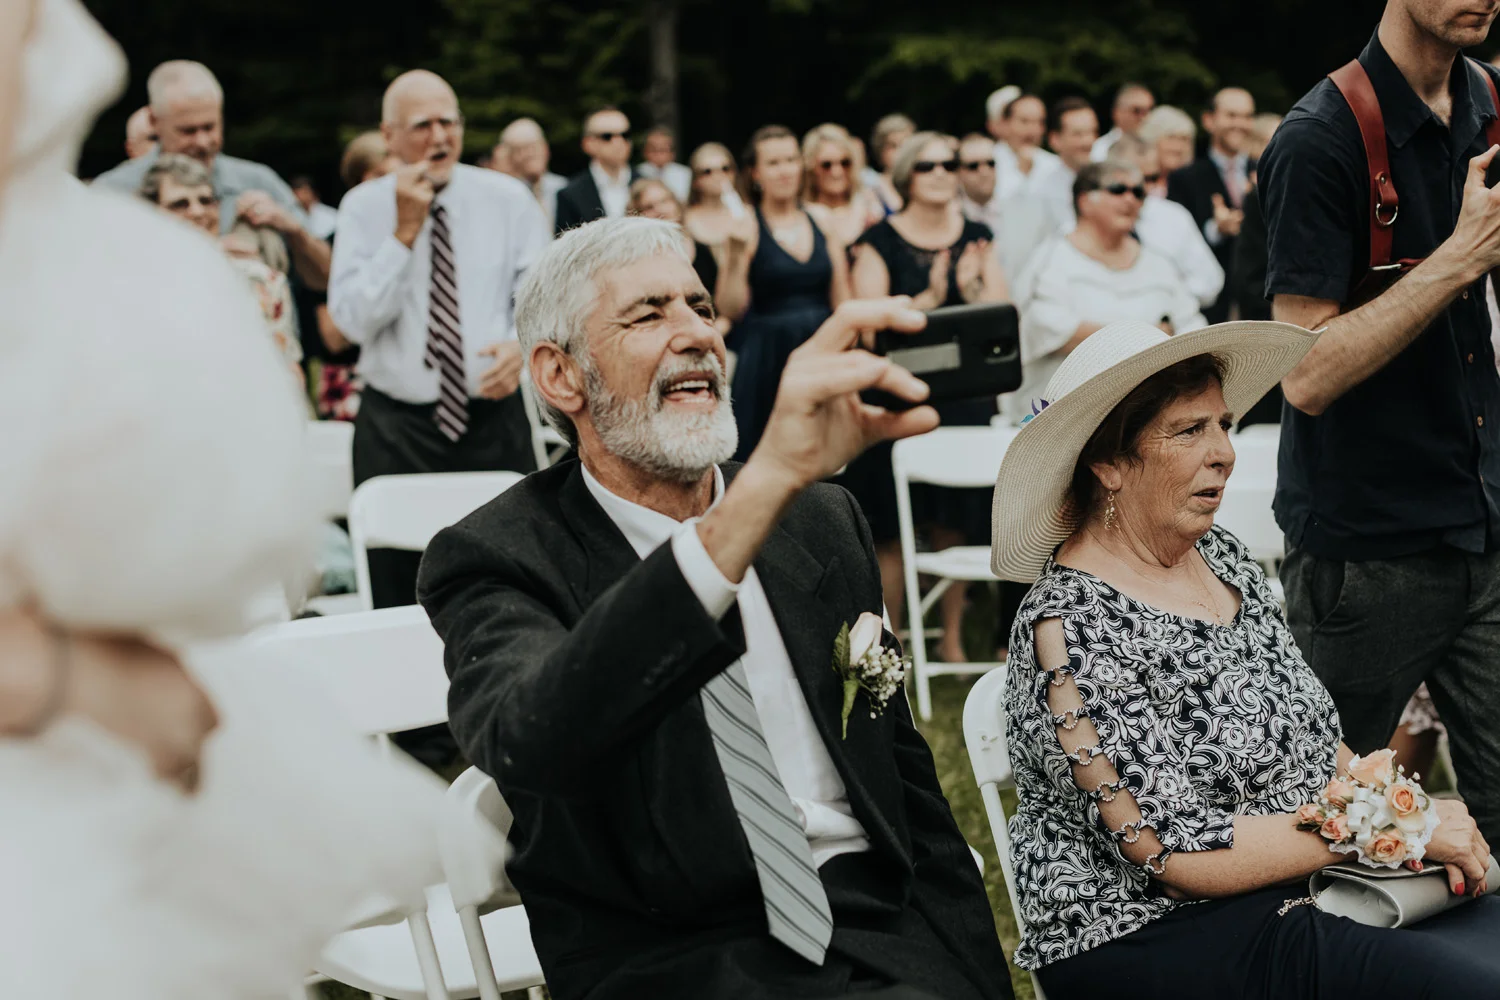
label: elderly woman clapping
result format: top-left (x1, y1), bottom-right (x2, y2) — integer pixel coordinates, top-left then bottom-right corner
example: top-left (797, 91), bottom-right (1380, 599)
top-left (991, 321), bottom-right (1500, 998)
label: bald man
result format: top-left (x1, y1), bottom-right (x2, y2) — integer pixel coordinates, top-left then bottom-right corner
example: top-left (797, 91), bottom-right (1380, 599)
top-left (495, 117), bottom-right (567, 229)
top-left (1165, 86), bottom-right (1257, 323)
top-left (124, 106), bottom-right (155, 159)
top-left (94, 60), bottom-right (331, 288)
top-left (328, 69), bottom-right (549, 614)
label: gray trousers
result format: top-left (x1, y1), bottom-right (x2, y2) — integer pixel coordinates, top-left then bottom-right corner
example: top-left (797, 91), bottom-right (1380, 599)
top-left (1282, 545), bottom-right (1500, 845)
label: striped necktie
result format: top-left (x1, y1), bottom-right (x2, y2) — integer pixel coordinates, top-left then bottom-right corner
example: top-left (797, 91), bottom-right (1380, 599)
top-left (425, 202), bottom-right (467, 442)
top-left (700, 659), bottom-right (834, 965)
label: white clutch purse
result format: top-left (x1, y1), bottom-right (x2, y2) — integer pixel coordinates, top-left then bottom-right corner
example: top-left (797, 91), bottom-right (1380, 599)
top-left (1308, 856), bottom-right (1500, 928)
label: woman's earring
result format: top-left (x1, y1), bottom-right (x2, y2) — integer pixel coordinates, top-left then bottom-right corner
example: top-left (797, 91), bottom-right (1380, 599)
top-left (1105, 491), bottom-right (1118, 530)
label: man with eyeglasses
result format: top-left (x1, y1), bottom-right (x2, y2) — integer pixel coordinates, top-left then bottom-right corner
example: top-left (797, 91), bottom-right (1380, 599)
top-left (1090, 82), bottom-right (1155, 162)
top-left (555, 107), bottom-right (641, 234)
top-left (328, 69), bottom-right (550, 619)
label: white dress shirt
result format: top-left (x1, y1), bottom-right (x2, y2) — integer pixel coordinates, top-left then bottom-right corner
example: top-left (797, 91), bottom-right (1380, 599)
top-left (1135, 195), bottom-right (1225, 308)
top-left (994, 142), bottom-right (1060, 201)
top-left (538, 171), bottom-right (568, 230)
top-left (637, 160), bottom-right (693, 203)
top-left (1203, 148), bottom-right (1251, 246)
top-left (1090, 127), bottom-right (1124, 162)
top-left (328, 164), bottom-right (550, 404)
top-left (960, 191), bottom-right (1005, 238)
top-left (1004, 236), bottom-right (1206, 424)
top-left (580, 464), bottom-right (872, 868)
top-left (590, 160), bottom-right (632, 219)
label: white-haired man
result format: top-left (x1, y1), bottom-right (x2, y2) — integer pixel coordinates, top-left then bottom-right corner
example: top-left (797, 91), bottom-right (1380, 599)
top-left (124, 106), bottom-right (155, 159)
top-left (494, 116), bottom-right (567, 229)
top-left (94, 60), bottom-right (330, 287)
top-left (417, 216), bottom-right (1015, 1000)
top-left (329, 69), bottom-right (549, 610)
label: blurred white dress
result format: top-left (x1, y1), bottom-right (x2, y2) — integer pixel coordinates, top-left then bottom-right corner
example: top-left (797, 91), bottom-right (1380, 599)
top-left (0, 1), bottom-right (448, 997)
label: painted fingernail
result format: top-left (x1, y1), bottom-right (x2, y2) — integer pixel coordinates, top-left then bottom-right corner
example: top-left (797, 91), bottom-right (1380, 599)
top-left (1414, 861), bottom-right (1424, 872)
top-left (1456, 881), bottom-right (1466, 895)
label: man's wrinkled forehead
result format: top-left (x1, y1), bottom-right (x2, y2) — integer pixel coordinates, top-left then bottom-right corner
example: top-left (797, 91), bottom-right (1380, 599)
top-left (591, 254), bottom-right (706, 324)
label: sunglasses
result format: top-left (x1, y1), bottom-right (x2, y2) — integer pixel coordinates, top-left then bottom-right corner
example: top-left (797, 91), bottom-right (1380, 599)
top-left (696, 163), bottom-right (732, 176)
top-left (818, 157), bottom-right (853, 171)
top-left (1097, 182), bottom-right (1147, 199)
top-left (912, 158), bottom-right (961, 174)
top-left (961, 159), bottom-right (996, 171)
top-left (589, 131), bottom-right (629, 142)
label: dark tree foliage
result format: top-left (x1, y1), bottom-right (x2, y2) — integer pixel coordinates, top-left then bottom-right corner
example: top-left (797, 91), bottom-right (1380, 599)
top-left (77, 0), bottom-right (1420, 199)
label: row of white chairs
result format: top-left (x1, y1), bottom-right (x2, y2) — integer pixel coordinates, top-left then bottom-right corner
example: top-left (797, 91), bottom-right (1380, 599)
top-left (249, 606), bottom-right (545, 1000)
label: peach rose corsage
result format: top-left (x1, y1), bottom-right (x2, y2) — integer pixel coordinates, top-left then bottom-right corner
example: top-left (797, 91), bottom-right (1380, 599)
top-left (1295, 752), bottom-right (1440, 868)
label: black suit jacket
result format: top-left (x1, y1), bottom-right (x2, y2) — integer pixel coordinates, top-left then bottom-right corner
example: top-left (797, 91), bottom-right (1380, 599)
top-left (1166, 155), bottom-right (1256, 323)
top-left (417, 459), bottom-right (1013, 1000)
top-left (553, 166), bottom-right (640, 235)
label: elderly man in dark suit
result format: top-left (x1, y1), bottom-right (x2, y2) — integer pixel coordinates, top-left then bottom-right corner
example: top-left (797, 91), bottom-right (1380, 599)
top-left (1166, 86), bottom-right (1257, 323)
top-left (553, 107), bottom-right (640, 234)
top-left (417, 216), bottom-right (1015, 1000)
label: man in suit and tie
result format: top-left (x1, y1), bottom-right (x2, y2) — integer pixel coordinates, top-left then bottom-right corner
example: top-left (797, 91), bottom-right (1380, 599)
top-left (1166, 86), bottom-right (1257, 322)
top-left (418, 217), bottom-right (1015, 1000)
top-left (553, 107), bottom-right (639, 234)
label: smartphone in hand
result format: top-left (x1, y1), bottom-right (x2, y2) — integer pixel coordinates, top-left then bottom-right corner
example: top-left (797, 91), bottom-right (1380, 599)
top-left (860, 302), bottom-right (1022, 411)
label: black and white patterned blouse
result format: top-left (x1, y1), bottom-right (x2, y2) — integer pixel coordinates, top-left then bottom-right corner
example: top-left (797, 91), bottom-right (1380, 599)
top-left (1004, 525), bottom-right (1341, 970)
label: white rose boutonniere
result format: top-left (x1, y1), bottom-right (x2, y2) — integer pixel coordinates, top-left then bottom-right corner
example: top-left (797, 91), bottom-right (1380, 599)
top-left (831, 612), bottom-right (910, 739)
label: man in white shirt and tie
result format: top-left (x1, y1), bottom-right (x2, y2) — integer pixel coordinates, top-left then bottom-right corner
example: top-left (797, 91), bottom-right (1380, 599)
top-left (417, 217), bottom-right (1014, 1000)
top-left (329, 69), bottom-right (549, 609)
top-left (554, 107), bottom-right (639, 234)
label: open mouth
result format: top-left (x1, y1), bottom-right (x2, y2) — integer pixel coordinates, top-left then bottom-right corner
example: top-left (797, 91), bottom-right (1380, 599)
top-left (1193, 487), bottom-right (1224, 503)
top-left (660, 373), bottom-right (719, 405)
top-left (429, 149), bottom-right (451, 163)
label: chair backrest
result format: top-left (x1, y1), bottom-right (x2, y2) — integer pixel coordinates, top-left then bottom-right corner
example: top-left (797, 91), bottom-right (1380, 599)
top-left (961, 666), bottom-right (1027, 932)
top-left (892, 425), bottom-right (1019, 490)
top-left (306, 420), bottom-right (355, 521)
top-left (439, 767), bottom-right (521, 911)
top-left (1230, 424), bottom-right (1279, 489)
top-left (1215, 483), bottom-right (1282, 564)
top-left (349, 471), bottom-right (525, 610)
top-left (246, 604), bottom-right (449, 737)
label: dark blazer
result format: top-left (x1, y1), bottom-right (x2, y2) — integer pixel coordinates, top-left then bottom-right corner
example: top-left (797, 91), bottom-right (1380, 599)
top-left (418, 459), bottom-right (1013, 1000)
top-left (553, 165), bottom-right (640, 235)
top-left (1166, 155), bottom-right (1257, 323)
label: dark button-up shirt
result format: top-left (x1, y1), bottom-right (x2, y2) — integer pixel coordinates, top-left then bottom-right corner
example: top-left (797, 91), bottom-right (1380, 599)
top-left (1260, 31), bottom-right (1500, 560)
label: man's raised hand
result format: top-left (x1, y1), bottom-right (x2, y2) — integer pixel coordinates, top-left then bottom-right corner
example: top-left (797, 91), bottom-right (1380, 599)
top-left (747, 297), bottom-right (939, 491)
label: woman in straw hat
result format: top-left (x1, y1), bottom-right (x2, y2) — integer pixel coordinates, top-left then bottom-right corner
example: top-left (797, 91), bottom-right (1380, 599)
top-left (990, 320), bottom-right (1500, 996)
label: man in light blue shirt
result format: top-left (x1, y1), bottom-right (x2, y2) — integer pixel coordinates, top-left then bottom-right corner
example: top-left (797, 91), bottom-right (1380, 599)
top-left (93, 60), bottom-right (331, 289)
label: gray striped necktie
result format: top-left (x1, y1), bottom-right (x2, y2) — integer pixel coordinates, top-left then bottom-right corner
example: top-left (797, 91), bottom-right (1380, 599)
top-left (425, 202), bottom-right (467, 442)
top-left (700, 659), bottom-right (834, 965)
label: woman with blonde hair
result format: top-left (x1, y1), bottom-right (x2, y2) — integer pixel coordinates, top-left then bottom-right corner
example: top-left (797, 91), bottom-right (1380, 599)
top-left (801, 122), bottom-right (882, 247)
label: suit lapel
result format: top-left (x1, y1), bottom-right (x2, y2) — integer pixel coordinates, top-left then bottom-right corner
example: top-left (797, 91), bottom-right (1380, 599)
top-left (754, 524), bottom-right (907, 862)
top-left (555, 460), bottom-right (643, 607)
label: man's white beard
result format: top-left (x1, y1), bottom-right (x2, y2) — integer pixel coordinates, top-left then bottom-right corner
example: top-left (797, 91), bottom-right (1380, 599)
top-left (584, 352), bottom-right (738, 483)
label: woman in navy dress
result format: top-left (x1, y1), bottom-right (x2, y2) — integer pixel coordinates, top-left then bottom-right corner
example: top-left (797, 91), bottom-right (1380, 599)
top-left (717, 125), bottom-right (850, 460)
top-left (846, 131), bottom-right (1009, 662)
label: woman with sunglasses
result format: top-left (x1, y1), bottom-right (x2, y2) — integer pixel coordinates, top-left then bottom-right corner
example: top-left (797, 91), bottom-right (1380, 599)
top-left (682, 141), bottom-right (743, 251)
top-left (844, 131), bottom-right (1009, 662)
top-left (1006, 159), bottom-right (1205, 426)
top-left (718, 124), bottom-right (851, 459)
top-left (801, 123), bottom-right (883, 248)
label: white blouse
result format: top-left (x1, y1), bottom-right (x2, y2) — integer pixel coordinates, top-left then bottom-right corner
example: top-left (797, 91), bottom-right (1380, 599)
top-left (1004, 236), bottom-right (1207, 424)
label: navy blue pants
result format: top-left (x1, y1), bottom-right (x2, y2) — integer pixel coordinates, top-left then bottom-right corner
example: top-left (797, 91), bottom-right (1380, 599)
top-left (1036, 887), bottom-right (1500, 999)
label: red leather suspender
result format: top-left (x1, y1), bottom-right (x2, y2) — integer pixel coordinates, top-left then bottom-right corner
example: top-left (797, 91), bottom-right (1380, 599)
top-left (1328, 57), bottom-right (1500, 278)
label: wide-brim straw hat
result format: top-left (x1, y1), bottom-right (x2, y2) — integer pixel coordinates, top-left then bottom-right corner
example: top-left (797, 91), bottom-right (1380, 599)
top-left (990, 320), bottom-right (1319, 583)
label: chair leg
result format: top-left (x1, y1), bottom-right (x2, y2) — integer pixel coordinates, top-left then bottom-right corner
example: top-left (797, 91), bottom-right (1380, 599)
top-left (458, 904), bottom-right (504, 1000)
top-left (526, 988), bottom-right (545, 1000)
top-left (407, 909), bottom-right (454, 1000)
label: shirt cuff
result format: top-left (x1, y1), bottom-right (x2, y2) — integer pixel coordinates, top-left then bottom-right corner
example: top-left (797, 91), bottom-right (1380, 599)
top-left (671, 522), bottom-right (739, 620)
top-left (1204, 219), bottom-right (1223, 245)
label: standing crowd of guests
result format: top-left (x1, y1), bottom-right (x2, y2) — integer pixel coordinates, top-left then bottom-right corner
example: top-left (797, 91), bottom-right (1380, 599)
top-left (101, 58), bottom-right (1287, 651)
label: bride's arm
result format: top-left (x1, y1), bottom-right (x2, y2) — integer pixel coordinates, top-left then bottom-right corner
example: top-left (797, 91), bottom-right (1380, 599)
top-left (0, 609), bottom-right (217, 792)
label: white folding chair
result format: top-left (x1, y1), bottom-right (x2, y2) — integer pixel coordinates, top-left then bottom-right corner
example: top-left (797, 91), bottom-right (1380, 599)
top-left (349, 472), bottom-right (525, 611)
top-left (252, 609), bottom-right (543, 1000)
top-left (1221, 424), bottom-right (1284, 600)
top-left (439, 768), bottom-right (548, 1000)
top-left (892, 425), bottom-right (1019, 720)
top-left (306, 420), bottom-right (356, 522)
top-left (961, 666), bottom-right (1047, 1000)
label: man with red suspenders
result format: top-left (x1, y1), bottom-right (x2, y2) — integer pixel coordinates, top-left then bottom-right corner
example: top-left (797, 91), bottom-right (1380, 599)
top-left (1260, 0), bottom-right (1500, 846)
